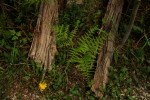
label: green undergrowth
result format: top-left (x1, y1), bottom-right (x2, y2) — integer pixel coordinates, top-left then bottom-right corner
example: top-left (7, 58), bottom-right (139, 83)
top-left (0, 0), bottom-right (150, 99)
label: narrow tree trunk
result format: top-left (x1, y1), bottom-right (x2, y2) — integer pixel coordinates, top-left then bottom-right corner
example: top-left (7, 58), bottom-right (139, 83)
top-left (121, 0), bottom-right (141, 46)
top-left (91, 0), bottom-right (124, 97)
top-left (28, 0), bottom-right (58, 71)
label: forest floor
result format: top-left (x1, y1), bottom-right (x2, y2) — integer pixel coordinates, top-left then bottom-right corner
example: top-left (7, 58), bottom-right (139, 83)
top-left (0, 46), bottom-right (150, 100)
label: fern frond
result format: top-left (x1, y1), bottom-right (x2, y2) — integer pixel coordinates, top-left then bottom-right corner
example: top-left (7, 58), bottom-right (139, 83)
top-left (55, 20), bottom-right (80, 48)
top-left (69, 26), bottom-right (107, 82)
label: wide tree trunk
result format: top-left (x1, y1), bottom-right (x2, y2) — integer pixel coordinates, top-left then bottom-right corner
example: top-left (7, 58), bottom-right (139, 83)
top-left (28, 0), bottom-right (58, 71)
top-left (91, 0), bottom-right (124, 97)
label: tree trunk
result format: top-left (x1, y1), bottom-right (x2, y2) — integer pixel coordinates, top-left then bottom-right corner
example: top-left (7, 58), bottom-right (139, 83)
top-left (58, 0), bottom-right (67, 11)
top-left (28, 0), bottom-right (58, 71)
top-left (121, 0), bottom-right (141, 46)
top-left (91, 0), bottom-right (124, 97)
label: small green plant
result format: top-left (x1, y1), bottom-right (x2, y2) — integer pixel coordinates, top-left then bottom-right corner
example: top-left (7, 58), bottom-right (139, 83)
top-left (103, 66), bottom-right (133, 99)
top-left (0, 30), bottom-right (26, 64)
top-left (30, 60), bottom-right (43, 76)
top-left (69, 85), bottom-right (81, 96)
top-left (50, 67), bottom-right (66, 90)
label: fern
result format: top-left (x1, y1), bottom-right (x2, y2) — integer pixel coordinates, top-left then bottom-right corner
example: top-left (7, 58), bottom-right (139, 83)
top-left (55, 19), bottom-right (107, 84)
top-left (55, 20), bottom-right (80, 48)
top-left (69, 26), bottom-right (107, 82)
top-left (55, 20), bottom-right (80, 65)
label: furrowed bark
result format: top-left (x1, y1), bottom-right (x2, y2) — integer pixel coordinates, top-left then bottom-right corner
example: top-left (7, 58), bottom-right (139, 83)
top-left (91, 0), bottom-right (124, 97)
top-left (28, 0), bottom-right (58, 71)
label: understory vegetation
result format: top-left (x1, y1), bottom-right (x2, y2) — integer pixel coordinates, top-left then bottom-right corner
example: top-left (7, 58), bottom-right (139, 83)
top-left (0, 0), bottom-right (150, 99)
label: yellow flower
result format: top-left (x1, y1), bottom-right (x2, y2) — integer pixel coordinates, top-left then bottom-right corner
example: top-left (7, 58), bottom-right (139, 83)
top-left (39, 81), bottom-right (47, 91)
